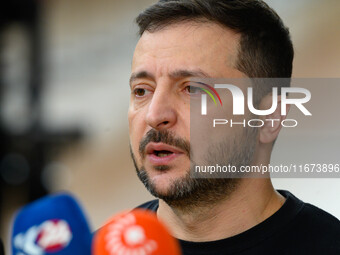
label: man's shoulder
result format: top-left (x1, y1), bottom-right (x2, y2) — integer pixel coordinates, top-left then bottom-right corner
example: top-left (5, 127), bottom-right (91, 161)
top-left (132, 193), bottom-right (340, 231)
top-left (278, 191), bottom-right (340, 254)
top-left (296, 201), bottom-right (340, 232)
top-left (133, 192), bottom-right (340, 254)
top-left (279, 190), bottom-right (340, 234)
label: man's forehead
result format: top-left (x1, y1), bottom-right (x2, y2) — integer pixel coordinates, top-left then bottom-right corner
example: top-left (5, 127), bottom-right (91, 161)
top-left (131, 21), bottom-right (241, 78)
top-left (133, 21), bottom-right (240, 60)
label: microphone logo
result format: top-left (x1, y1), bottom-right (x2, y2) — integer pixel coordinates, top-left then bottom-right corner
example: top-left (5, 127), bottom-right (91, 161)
top-left (13, 219), bottom-right (73, 255)
top-left (105, 213), bottom-right (157, 255)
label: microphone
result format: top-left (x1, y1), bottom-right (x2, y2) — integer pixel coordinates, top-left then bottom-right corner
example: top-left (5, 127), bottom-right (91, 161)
top-left (93, 209), bottom-right (181, 255)
top-left (11, 193), bottom-right (92, 255)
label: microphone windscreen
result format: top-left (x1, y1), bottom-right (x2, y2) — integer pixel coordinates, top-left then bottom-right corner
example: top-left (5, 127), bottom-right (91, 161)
top-left (93, 209), bottom-right (181, 255)
top-left (11, 193), bottom-right (92, 255)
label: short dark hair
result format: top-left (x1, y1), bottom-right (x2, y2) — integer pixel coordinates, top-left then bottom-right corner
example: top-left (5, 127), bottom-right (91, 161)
top-left (136, 0), bottom-right (294, 104)
top-left (136, 0), bottom-right (293, 78)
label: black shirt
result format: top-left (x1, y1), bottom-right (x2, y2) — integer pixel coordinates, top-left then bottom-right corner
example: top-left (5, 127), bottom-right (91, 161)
top-left (136, 190), bottom-right (340, 254)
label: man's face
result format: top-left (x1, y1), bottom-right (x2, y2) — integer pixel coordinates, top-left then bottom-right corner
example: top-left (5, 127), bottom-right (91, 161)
top-left (128, 21), bottom-right (247, 203)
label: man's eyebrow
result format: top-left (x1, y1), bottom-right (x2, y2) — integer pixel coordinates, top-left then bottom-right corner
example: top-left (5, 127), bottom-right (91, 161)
top-left (129, 69), bottom-right (211, 87)
top-left (168, 69), bottom-right (211, 79)
top-left (129, 71), bottom-right (154, 87)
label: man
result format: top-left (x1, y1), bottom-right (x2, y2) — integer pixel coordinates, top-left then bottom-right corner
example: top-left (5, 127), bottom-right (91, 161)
top-left (128, 0), bottom-right (340, 254)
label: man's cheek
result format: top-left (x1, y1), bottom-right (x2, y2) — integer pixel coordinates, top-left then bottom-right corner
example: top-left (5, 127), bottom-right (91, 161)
top-left (130, 134), bottom-right (138, 153)
top-left (131, 133), bottom-right (142, 159)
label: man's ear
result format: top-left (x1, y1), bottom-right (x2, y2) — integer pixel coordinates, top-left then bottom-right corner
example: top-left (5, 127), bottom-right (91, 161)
top-left (259, 95), bottom-right (290, 144)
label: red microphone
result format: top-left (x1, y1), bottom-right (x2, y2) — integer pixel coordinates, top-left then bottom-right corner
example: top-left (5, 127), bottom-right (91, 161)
top-left (93, 209), bottom-right (181, 255)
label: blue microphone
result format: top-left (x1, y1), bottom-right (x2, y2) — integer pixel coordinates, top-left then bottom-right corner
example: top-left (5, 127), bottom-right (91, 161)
top-left (11, 193), bottom-right (92, 255)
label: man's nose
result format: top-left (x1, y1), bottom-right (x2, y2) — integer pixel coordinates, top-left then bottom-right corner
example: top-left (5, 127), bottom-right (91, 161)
top-left (146, 88), bottom-right (177, 130)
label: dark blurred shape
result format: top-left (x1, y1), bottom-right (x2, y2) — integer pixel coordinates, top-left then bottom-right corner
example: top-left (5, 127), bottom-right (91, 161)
top-left (0, 237), bottom-right (4, 255)
top-left (0, 0), bottom-right (84, 232)
top-left (0, 153), bottom-right (30, 185)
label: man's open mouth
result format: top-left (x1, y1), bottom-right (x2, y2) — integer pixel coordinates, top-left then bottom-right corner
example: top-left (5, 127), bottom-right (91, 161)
top-left (145, 143), bottom-right (184, 164)
top-left (153, 150), bottom-right (173, 157)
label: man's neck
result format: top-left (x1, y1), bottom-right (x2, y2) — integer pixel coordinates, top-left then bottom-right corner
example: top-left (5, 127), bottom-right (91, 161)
top-left (157, 179), bottom-right (285, 242)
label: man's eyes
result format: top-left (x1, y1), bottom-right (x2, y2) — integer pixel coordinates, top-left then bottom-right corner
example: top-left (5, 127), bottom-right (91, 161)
top-left (184, 85), bottom-right (204, 95)
top-left (133, 88), bottom-right (151, 97)
top-left (132, 84), bottom-right (204, 97)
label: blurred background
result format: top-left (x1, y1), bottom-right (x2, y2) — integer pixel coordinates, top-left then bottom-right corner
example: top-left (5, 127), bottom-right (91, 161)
top-left (0, 0), bottom-right (339, 253)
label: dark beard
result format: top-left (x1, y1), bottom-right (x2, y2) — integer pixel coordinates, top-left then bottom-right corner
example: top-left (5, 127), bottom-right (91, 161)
top-left (130, 128), bottom-right (257, 210)
top-left (136, 166), bottom-right (239, 210)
